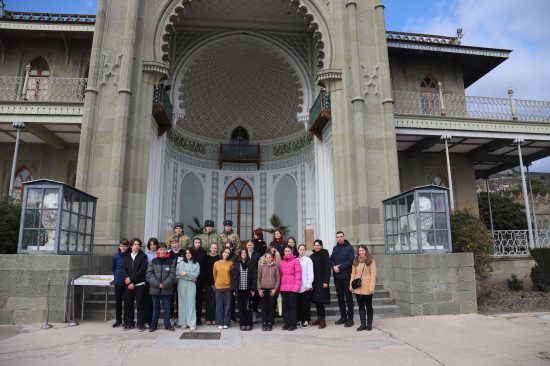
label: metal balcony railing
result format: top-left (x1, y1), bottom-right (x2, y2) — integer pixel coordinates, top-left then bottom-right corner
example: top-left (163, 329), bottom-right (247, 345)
top-left (0, 76), bottom-right (87, 102)
top-left (492, 229), bottom-right (550, 256)
top-left (393, 90), bottom-right (550, 122)
top-left (219, 144), bottom-right (260, 169)
top-left (152, 84), bottom-right (173, 136)
top-left (309, 90), bottom-right (331, 139)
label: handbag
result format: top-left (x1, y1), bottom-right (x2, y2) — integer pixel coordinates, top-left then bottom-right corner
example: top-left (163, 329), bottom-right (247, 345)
top-left (351, 263), bottom-right (366, 289)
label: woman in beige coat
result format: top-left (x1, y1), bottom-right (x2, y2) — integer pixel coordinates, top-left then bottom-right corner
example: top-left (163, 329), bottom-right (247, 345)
top-left (349, 244), bottom-right (376, 331)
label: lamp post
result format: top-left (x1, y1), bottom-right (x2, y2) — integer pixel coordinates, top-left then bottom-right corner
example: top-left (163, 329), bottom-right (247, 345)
top-left (8, 121), bottom-right (26, 197)
top-left (441, 134), bottom-right (455, 211)
top-left (514, 138), bottom-right (534, 249)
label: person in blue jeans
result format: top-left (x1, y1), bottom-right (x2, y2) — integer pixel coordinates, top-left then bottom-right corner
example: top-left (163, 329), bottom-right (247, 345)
top-left (146, 243), bottom-right (176, 332)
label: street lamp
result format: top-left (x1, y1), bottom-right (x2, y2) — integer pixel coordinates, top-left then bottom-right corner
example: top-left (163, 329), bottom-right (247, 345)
top-left (8, 121), bottom-right (26, 197)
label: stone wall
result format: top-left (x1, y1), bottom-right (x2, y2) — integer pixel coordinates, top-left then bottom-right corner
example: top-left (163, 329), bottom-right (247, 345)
top-left (377, 253), bottom-right (477, 316)
top-left (490, 257), bottom-right (535, 287)
top-left (0, 254), bottom-right (110, 325)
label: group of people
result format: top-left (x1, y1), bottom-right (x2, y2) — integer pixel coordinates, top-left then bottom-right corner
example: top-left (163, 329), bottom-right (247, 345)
top-left (112, 219), bottom-right (377, 333)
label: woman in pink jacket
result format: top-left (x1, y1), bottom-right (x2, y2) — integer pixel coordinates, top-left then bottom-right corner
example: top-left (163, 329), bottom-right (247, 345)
top-left (279, 246), bottom-right (302, 331)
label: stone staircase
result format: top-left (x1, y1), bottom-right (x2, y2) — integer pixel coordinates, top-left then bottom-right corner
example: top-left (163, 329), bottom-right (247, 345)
top-left (80, 282), bottom-right (401, 321)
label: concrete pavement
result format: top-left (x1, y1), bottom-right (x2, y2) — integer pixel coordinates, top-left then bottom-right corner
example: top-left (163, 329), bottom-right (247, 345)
top-left (0, 313), bottom-right (549, 366)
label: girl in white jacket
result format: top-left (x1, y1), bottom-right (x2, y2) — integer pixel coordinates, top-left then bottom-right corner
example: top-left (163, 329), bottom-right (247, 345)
top-left (297, 244), bottom-right (314, 327)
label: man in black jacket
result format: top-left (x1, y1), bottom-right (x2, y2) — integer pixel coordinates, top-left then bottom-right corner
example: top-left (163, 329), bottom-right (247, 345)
top-left (123, 238), bottom-right (148, 331)
top-left (330, 231), bottom-right (355, 327)
top-left (193, 237), bottom-right (207, 326)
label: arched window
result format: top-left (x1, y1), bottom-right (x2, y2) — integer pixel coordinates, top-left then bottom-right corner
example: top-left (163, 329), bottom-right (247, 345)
top-left (13, 165), bottom-right (33, 200)
top-left (25, 57), bottom-right (50, 101)
top-left (224, 178), bottom-right (253, 241)
top-left (420, 76), bottom-right (439, 115)
top-left (230, 126), bottom-right (249, 145)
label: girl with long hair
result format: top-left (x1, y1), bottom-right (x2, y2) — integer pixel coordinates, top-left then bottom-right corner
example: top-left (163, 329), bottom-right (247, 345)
top-left (349, 244), bottom-right (376, 331)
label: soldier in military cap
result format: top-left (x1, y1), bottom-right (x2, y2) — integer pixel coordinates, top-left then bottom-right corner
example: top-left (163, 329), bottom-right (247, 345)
top-left (198, 219), bottom-right (219, 250)
top-left (219, 219), bottom-right (241, 253)
top-left (166, 222), bottom-right (191, 249)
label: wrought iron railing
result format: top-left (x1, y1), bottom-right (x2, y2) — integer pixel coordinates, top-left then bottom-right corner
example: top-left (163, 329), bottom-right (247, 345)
top-left (219, 144), bottom-right (260, 169)
top-left (492, 229), bottom-right (550, 256)
top-left (152, 84), bottom-right (172, 121)
top-left (393, 91), bottom-right (550, 122)
top-left (0, 76), bottom-right (87, 102)
top-left (2, 11), bottom-right (96, 23)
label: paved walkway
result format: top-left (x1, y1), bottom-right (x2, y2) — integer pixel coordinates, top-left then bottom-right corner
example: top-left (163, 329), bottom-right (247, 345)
top-left (0, 313), bottom-right (549, 366)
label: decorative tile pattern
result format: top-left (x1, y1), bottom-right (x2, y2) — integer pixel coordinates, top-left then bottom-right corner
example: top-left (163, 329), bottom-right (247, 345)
top-left (260, 172), bottom-right (267, 228)
top-left (211, 172), bottom-right (219, 221)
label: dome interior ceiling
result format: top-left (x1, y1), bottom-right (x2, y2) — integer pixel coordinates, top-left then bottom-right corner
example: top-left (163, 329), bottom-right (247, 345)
top-left (176, 36), bottom-right (305, 141)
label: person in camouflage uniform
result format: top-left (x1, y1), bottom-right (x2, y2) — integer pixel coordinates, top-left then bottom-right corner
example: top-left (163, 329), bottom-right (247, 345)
top-left (166, 222), bottom-right (191, 249)
top-left (198, 220), bottom-right (219, 250)
top-left (219, 219), bottom-right (241, 253)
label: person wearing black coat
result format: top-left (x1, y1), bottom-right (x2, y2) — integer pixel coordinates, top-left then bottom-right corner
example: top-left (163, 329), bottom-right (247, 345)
top-left (122, 238), bottom-right (148, 331)
top-left (111, 239), bottom-right (129, 328)
top-left (245, 240), bottom-right (261, 320)
top-left (252, 228), bottom-right (267, 256)
top-left (330, 232), bottom-right (356, 327)
top-left (310, 239), bottom-right (331, 329)
top-left (193, 237), bottom-right (207, 325)
top-left (231, 249), bottom-right (257, 330)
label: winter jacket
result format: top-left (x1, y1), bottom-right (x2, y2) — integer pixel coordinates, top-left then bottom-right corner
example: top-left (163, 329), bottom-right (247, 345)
top-left (145, 249), bottom-right (157, 264)
top-left (112, 251), bottom-right (128, 286)
top-left (298, 256), bottom-right (314, 293)
top-left (194, 246), bottom-right (207, 284)
top-left (257, 262), bottom-right (280, 290)
top-left (271, 239), bottom-right (286, 260)
top-left (350, 259), bottom-right (377, 295)
top-left (246, 250), bottom-right (261, 272)
top-left (146, 253), bottom-right (176, 296)
top-left (279, 256), bottom-right (302, 293)
top-left (204, 254), bottom-right (220, 286)
top-left (330, 240), bottom-right (355, 279)
top-left (231, 261), bottom-right (257, 292)
top-left (123, 250), bottom-right (148, 286)
top-left (252, 238), bottom-right (267, 256)
top-left (310, 249), bottom-right (331, 304)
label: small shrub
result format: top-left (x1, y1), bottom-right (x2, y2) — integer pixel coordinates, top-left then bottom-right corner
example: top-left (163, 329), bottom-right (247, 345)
top-left (530, 248), bottom-right (550, 292)
top-left (451, 209), bottom-right (493, 279)
top-left (506, 274), bottom-right (524, 291)
top-left (0, 196), bottom-right (22, 254)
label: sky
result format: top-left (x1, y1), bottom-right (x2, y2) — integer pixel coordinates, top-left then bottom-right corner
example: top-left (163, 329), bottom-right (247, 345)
top-left (5, 0), bottom-right (550, 171)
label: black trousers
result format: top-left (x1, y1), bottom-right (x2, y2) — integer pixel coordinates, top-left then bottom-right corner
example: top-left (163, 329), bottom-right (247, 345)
top-left (231, 293), bottom-right (236, 320)
top-left (195, 281), bottom-right (204, 322)
top-left (143, 284), bottom-right (152, 325)
top-left (334, 276), bottom-right (354, 320)
top-left (355, 294), bottom-right (374, 324)
top-left (114, 284), bottom-right (125, 323)
top-left (124, 285), bottom-right (147, 326)
top-left (237, 290), bottom-right (253, 327)
top-left (204, 285), bottom-right (216, 322)
top-left (281, 291), bottom-right (297, 327)
top-left (297, 290), bottom-right (312, 323)
top-left (260, 289), bottom-right (275, 325)
top-left (314, 302), bottom-right (326, 318)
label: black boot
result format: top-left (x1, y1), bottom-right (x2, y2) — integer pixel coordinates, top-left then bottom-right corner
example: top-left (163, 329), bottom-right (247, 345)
top-left (366, 311), bottom-right (373, 331)
top-left (356, 310), bottom-right (367, 331)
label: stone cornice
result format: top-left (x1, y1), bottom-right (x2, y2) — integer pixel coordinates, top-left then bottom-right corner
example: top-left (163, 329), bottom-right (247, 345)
top-left (315, 69), bottom-right (342, 85)
top-left (142, 61), bottom-right (170, 78)
top-left (0, 102), bottom-right (84, 117)
top-left (395, 114), bottom-right (550, 136)
top-left (0, 21), bottom-right (94, 32)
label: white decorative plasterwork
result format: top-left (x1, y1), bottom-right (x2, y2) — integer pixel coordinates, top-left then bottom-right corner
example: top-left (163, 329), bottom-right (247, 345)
top-left (315, 68), bottom-right (342, 86)
top-left (362, 64), bottom-right (380, 97)
top-left (143, 61), bottom-right (170, 79)
top-left (98, 52), bottom-right (123, 89)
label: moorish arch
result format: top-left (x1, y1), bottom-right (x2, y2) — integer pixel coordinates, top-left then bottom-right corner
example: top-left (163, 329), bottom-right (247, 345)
top-left (149, 0), bottom-right (332, 70)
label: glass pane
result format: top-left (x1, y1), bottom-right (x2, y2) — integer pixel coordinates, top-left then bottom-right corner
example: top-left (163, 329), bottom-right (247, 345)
top-left (420, 230), bottom-right (434, 248)
top-left (24, 209), bottom-right (40, 228)
top-left (61, 210), bottom-right (70, 230)
top-left (86, 218), bottom-right (93, 234)
top-left (59, 230), bottom-right (69, 252)
top-left (63, 190), bottom-right (72, 210)
top-left (407, 214), bottom-right (416, 232)
top-left (87, 200), bottom-right (94, 217)
top-left (43, 229), bottom-right (56, 249)
top-left (27, 188), bottom-right (43, 209)
top-left (69, 232), bottom-right (77, 252)
top-left (80, 200), bottom-right (87, 216)
top-left (419, 213), bottom-right (433, 230)
top-left (226, 184), bottom-right (237, 197)
top-left (79, 216), bottom-right (86, 234)
top-left (43, 189), bottom-right (59, 209)
top-left (83, 235), bottom-right (91, 252)
top-left (435, 230), bottom-right (449, 248)
top-left (78, 234), bottom-right (85, 252)
top-left (398, 198), bottom-right (407, 216)
top-left (71, 196), bottom-right (80, 213)
top-left (434, 193), bottom-right (446, 211)
top-left (392, 218), bottom-right (399, 235)
top-left (38, 230), bottom-right (49, 247)
top-left (41, 210), bottom-right (57, 229)
top-left (435, 213), bottom-right (447, 229)
top-left (418, 193), bottom-right (432, 212)
top-left (22, 230), bottom-right (38, 250)
top-left (241, 185), bottom-right (252, 197)
top-left (70, 213), bottom-right (78, 232)
top-left (406, 194), bottom-right (414, 213)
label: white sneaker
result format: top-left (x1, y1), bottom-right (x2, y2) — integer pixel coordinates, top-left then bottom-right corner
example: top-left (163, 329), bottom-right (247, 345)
top-left (223, 325), bottom-right (228, 329)
top-left (302, 321), bottom-right (309, 328)
top-left (189, 327), bottom-right (196, 331)
top-left (218, 325), bottom-right (223, 329)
